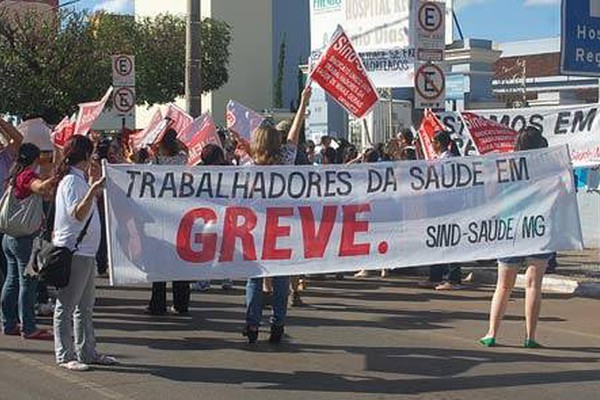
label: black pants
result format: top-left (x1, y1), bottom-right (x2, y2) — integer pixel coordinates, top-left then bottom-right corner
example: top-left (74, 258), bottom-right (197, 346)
top-left (149, 281), bottom-right (191, 312)
top-left (96, 202), bottom-right (108, 275)
top-left (429, 264), bottom-right (462, 284)
top-left (0, 233), bottom-right (5, 287)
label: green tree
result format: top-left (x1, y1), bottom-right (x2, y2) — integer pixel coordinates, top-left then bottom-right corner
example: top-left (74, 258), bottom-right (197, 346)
top-left (0, 8), bottom-right (231, 124)
top-left (273, 36), bottom-right (286, 109)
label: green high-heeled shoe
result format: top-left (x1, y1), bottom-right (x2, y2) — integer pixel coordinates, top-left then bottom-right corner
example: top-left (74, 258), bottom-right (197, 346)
top-left (524, 339), bottom-right (542, 349)
top-left (478, 337), bottom-right (496, 347)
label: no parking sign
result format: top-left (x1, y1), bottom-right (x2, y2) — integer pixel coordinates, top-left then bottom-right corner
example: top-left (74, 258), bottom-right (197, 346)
top-left (414, 63), bottom-right (446, 109)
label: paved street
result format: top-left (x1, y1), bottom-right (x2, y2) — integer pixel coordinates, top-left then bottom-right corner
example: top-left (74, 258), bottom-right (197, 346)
top-left (0, 276), bottom-right (599, 400)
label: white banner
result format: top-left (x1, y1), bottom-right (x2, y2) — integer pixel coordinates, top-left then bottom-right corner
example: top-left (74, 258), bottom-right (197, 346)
top-left (104, 147), bottom-right (583, 285)
top-left (439, 105), bottom-right (600, 165)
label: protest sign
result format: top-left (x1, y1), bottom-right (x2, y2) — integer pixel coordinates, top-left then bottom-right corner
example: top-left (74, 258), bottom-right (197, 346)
top-left (164, 103), bottom-right (193, 135)
top-left (310, 25), bottom-right (379, 119)
top-left (418, 109), bottom-right (446, 160)
top-left (105, 146), bottom-right (582, 285)
top-left (73, 87), bottom-right (113, 137)
top-left (226, 100), bottom-right (265, 142)
top-left (178, 113), bottom-right (221, 166)
top-left (131, 109), bottom-right (163, 150)
top-left (461, 112), bottom-right (518, 154)
top-left (51, 115), bottom-right (76, 149)
top-left (440, 104), bottom-right (600, 165)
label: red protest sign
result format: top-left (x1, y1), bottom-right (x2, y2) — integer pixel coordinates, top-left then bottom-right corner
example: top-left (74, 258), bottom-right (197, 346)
top-left (51, 115), bottom-right (76, 149)
top-left (131, 109), bottom-right (163, 150)
top-left (461, 112), bottom-right (518, 154)
top-left (418, 109), bottom-right (445, 160)
top-left (165, 103), bottom-right (193, 136)
top-left (178, 113), bottom-right (221, 166)
top-left (310, 25), bottom-right (378, 119)
top-left (73, 87), bottom-right (113, 137)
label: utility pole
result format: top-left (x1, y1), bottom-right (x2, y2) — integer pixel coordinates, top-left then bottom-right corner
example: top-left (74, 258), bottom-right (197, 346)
top-left (186, 0), bottom-right (202, 117)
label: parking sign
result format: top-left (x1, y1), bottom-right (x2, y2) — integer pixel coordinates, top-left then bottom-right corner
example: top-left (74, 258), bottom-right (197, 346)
top-left (561, 0), bottom-right (600, 76)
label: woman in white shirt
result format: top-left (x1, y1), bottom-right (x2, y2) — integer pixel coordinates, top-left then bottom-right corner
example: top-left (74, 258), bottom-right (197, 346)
top-left (52, 135), bottom-right (116, 371)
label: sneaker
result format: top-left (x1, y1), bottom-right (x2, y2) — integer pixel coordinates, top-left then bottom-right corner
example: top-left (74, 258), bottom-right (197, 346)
top-left (3, 325), bottom-right (20, 336)
top-left (192, 281), bottom-right (211, 292)
top-left (221, 279), bottom-right (233, 290)
top-left (59, 361), bottom-right (90, 372)
top-left (269, 325), bottom-right (285, 344)
top-left (22, 329), bottom-right (53, 340)
top-left (36, 302), bottom-right (54, 317)
top-left (170, 306), bottom-right (189, 315)
top-left (380, 269), bottom-right (389, 278)
top-left (435, 282), bottom-right (464, 291)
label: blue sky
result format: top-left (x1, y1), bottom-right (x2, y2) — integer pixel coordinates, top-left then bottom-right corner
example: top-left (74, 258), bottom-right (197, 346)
top-left (63, 0), bottom-right (561, 43)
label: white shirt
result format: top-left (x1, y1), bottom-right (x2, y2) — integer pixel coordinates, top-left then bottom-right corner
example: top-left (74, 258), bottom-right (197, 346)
top-left (53, 167), bottom-right (101, 257)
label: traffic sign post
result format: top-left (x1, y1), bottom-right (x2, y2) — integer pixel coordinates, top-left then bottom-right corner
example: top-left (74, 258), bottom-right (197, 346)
top-left (415, 63), bottom-right (446, 109)
top-left (561, 0), bottom-right (600, 76)
top-left (415, 0), bottom-right (446, 62)
top-left (111, 55), bottom-right (136, 86)
top-left (113, 87), bottom-right (136, 116)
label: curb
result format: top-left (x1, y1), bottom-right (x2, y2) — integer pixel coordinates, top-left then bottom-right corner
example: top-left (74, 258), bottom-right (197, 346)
top-left (472, 269), bottom-right (600, 299)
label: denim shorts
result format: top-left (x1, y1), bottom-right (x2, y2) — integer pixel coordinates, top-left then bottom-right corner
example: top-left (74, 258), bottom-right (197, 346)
top-left (498, 253), bottom-right (552, 266)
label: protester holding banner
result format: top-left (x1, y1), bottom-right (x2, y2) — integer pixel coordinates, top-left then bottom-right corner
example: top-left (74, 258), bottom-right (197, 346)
top-left (146, 129), bottom-right (191, 315)
top-left (52, 135), bottom-right (117, 371)
top-left (479, 127), bottom-right (552, 349)
top-left (1, 143), bottom-right (56, 340)
top-left (242, 85), bottom-right (312, 344)
top-left (420, 131), bottom-right (464, 291)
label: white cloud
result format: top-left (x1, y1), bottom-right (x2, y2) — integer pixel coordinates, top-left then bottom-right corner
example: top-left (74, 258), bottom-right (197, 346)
top-left (93, 0), bottom-right (131, 14)
top-left (454, 0), bottom-right (489, 11)
top-left (524, 0), bottom-right (560, 6)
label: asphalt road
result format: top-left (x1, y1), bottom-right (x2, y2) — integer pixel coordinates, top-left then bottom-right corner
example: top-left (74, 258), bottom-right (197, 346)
top-left (1, 276), bottom-right (599, 400)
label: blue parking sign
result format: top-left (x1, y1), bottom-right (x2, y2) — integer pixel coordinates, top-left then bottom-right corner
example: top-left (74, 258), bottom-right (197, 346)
top-left (561, 0), bottom-right (600, 76)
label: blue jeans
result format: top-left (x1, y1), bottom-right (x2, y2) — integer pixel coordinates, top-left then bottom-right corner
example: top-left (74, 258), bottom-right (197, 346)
top-left (1, 234), bottom-right (38, 335)
top-left (245, 276), bottom-right (289, 328)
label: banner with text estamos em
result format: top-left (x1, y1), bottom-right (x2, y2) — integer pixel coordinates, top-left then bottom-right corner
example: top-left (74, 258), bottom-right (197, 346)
top-left (177, 113), bottom-right (221, 166)
top-left (418, 109), bottom-right (445, 160)
top-left (461, 112), bottom-right (519, 155)
top-left (104, 146), bottom-right (583, 285)
top-left (310, 25), bottom-right (379, 119)
top-left (73, 87), bottom-right (113, 137)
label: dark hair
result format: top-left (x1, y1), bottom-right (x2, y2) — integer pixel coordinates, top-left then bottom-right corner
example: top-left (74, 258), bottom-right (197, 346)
top-left (54, 135), bottom-right (94, 183)
top-left (160, 129), bottom-right (180, 156)
top-left (96, 137), bottom-right (111, 160)
top-left (433, 131), bottom-right (460, 157)
top-left (400, 147), bottom-right (417, 161)
top-left (342, 145), bottom-right (358, 163)
top-left (364, 149), bottom-right (380, 163)
top-left (134, 148), bottom-right (150, 164)
top-left (323, 147), bottom-right (337, 164)
top-left (515, 126), bottom-right (548, 151)
top-left (201, 144), bottom-right (228, 166)
top-left (6, 143), bottom-right (40, 186)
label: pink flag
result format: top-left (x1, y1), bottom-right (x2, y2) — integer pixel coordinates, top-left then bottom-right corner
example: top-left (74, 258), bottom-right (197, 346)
top-left (73, 87), bottom-right (113, 137)
top-left (418, 109), bottom-right (446, 161)
top-left (178, 113), bottom-right (221, 166)
top-left (131, 109), bottom-right (163, 150)
top-left (164, 103), bottom-right (193, 136)
top-left (461, 112), bottom-right (518, 154)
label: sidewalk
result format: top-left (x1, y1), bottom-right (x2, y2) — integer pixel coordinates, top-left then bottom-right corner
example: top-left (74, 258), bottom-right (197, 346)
top-left (468, 249), bottom-right (600, 298)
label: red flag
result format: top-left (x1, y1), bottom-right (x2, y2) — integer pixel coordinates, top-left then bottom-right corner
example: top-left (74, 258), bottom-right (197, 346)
top-left (178, 113), bottom-right (221, 166)
top-left (164, 103), bottom-right (193, 135)
top-left (461, 112), bottom-right (518, 154)
top-left (51, 115), bottom-right (76, 149)
top-left (310, 25), bottom-right (378, 119)
top-left (418, 109), bottom-right (446, 161)
top-left (73, 87), bottom-right (113, 137)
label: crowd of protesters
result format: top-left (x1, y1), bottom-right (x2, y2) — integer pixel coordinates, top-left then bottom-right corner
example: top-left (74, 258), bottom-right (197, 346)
top-left (0, 90), bottom-right (557, 371)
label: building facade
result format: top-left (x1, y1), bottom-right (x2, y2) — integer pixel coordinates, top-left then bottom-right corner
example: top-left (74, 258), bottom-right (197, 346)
top-left (135, 0), bottom-right (310, 127)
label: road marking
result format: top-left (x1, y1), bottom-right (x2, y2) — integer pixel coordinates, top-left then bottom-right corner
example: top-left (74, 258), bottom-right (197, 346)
top-left (0, 350), bottom-right (131, 400)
